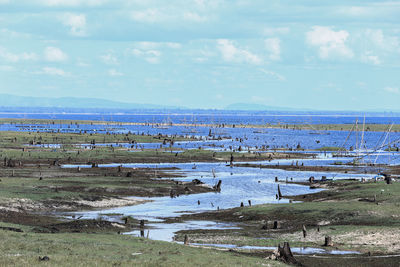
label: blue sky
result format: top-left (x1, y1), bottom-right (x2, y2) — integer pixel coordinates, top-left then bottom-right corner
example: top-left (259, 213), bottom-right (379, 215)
top-left (0, 0), bottom-right (399, 110)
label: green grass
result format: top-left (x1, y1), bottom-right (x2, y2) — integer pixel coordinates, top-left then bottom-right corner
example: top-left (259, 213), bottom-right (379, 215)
top-left (0, 223), bottom-right (283, 267)
top-left (0, 131), bottom-right (194, 147)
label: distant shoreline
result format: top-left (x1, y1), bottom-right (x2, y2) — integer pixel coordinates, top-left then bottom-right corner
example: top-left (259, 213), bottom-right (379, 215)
top-left (0, 118), bottom-right (399, 132)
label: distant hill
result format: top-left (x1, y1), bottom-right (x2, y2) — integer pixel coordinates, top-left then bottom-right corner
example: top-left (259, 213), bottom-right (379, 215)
top-left (225, 103), bottom-right (304, 111)
top-left (0, 94), bottom-right (180, 110)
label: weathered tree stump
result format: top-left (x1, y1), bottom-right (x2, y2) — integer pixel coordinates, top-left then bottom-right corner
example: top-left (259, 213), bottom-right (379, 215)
top-left (277, 242), bottom-right (298, 264)
top-left (324, 236), bottom-right (333, 247)
top-left (214, 180), bottom-right (222, 192)
top-left (248, 200), bottom-right (252, 206)
top-left (140, 220), bottom-right (145, 237)
top-left (273, 221), bottom-right (280, 229)
top-left (277, 184), bottom-right (283, 199)
top-left (302, 225), bottom-right (307, 238)
top-left (184, 234), bottom-right (189, 245)
top-left (240, 202), bottom-right (244, 207)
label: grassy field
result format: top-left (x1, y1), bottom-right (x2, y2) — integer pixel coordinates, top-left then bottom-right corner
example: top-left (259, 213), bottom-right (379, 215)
top-left (0, 221), bottom-right (282, 267)
top-left (1, 119), bottom-right (399, 266)
top-left (0, 131), bottom-right (194, 147)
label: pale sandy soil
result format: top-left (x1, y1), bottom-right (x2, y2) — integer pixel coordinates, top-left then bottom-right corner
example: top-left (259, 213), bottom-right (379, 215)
top-left (279, 227), bottom-right (400, 253)
top-left (0, 197), bottom-right (148, 212)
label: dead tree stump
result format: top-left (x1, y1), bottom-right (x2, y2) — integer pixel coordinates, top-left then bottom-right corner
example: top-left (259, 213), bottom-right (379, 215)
top-left (140, 220), bottom-right (145, 237)
top-left (277, 184), bottom-right (283, 199)
top-left (273, 221), bottom-right (280, 229)
top-left (214, 180), bottom-right (222, 192)
top-left (277, 242), bottom-right (298, 265)
top-left (184, 234), bottom-right (189, 245)
top-left (302, 225), bottom-right (307, 238)
top-left (324, 236), bottom-right (333, 247)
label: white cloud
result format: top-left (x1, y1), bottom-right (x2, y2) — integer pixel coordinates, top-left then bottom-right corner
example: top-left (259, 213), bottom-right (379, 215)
top-left (384, 87), bottom-right (399, 94)
top-left (131, 48), bottom-right (161, 57)
top-left (44, 46), bottom-right (68, 62)
top-left (39, 0), bottom-right (106, 7)
top-left (165, 42), bottom-right (182, 49)
top-left (0, 46), bottom-right (37, 62)
top-left (336, 6), bottom-right (372, 17)
top-left (76, 58), bottom-right (90, 67)
top-left (361, 50), bottom-right (381, 65)
top-left (101, 53), bottom-right (118, 65)
top-left (40, 67), bottom-right (70, 77)
top-left (263, 27), bottom-right (290, 35)
top-left (217, 39), bottom-right (262, 65)
top-left (265, 38), bottom-right (281, 60)
top-left (61, 13), bottom-right (86, 37)
top-left (0, 65), bottom-right (14, 71)
top-left (145, 57), bottom-right (160, 64)
top-left (259, 68), bottom-right (286, 81)
top-left (131, 8), bottom-right (209, 24)
top-left (131, 9), bottom-right (164, 23)
top-left (108, 69), bottom-right (123, 76)
top-left (128, 48), bottom-right (161, 64)
top-left (364, 29), bottom-right (400, 52)
top-left (306, 26), bottom-right (354, 60)
top-left (183, 12), bottom-right (207, 22)
top-left (134, 42), bottom-right (181, 50)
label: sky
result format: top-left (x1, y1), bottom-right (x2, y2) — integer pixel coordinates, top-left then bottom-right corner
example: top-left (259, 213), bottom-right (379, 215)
top-left (0, 0), bottom-right (400, 111)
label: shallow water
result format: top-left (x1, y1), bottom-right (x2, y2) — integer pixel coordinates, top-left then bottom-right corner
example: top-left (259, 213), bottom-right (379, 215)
top-left (123, 220), bottom-right (240, 242)
top-left (182, 243), bottom-right (361, 255)
top-left (63, 160), bottom-right (372, 256)
top-left (64, 161), bottom-right (376, 220)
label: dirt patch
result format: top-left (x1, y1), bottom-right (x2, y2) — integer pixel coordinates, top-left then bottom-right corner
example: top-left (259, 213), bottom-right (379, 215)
top-left (334, 229), bottom-right (400, 253)
top-left (74, 197), bottom-right (148, 209)
top-left (34, 219), bottom-right (127, 233)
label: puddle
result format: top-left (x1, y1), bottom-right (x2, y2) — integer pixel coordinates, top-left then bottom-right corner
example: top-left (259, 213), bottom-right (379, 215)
top-left (184, 243), bottom-right (361, 255)
top-left (123, 221), bottom-right (239, 242)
